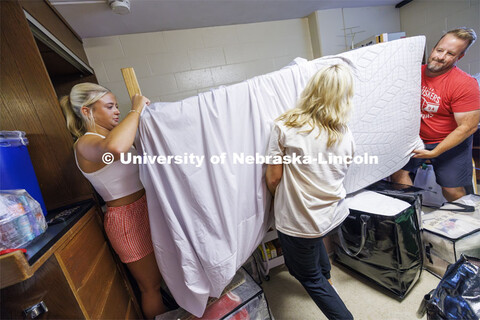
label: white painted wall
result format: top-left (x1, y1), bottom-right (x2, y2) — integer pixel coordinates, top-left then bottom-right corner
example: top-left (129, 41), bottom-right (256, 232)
top-left (313, 6), bottom-right (401, 56)
top-left (83, 19), bottom-right (313, 115)
top-left (400, 0), bottom-right (480, 75)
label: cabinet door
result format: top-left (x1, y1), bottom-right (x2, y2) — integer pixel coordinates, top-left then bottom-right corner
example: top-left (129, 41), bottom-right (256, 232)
top-left (0, 0), bottom-right (94, 211)
top-left (0, 256), bottom-right (84, 319)
top-left (56, 211), bottom-right (135, 319)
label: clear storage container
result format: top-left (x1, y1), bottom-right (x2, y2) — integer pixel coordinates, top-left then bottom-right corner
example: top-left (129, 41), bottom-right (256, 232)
top-left (0, 189), bottom-right (48, 250)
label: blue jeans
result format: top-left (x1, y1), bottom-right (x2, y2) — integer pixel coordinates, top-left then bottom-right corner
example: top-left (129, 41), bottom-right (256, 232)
top-left (278, 231), bottom-right (353, 320)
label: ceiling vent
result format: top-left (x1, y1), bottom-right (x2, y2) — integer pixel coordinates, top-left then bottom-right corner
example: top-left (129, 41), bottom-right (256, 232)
top-left (108, 0), bottom-right (130, 15)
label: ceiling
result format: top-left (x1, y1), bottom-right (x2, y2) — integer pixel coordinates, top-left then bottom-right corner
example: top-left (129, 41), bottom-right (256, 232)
top-left (49, 0), bottom-right (403, 39)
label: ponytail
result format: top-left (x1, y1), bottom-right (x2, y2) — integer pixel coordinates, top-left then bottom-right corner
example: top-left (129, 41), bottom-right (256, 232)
top-left (59, 83), bottom-right (110, 139)
top-left (60, 95), bottom-right (87, 139)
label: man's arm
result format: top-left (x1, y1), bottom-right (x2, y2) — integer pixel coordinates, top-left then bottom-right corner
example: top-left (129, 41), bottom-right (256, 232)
top-left (413, 109), bottom-right (480, 158)
top-left (266, 164), bottom-right (283, 196)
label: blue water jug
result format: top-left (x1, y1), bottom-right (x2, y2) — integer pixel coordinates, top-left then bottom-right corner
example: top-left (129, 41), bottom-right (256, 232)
top-left (0, 131), bottom-right (48, 216)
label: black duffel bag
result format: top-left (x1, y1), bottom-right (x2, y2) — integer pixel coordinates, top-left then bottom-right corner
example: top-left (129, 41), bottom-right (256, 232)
top-left (334, 180), bottom-right (424, 299)
top-left (418, 255), bottom-right (480, 320)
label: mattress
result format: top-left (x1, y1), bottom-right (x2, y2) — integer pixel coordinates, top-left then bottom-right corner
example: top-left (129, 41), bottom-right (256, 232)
top-left (136, 35), bottom-right (425, 316)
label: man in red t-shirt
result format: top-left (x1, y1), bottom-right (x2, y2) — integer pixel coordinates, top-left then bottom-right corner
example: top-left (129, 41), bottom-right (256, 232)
top-left (392, 28), bottom-right (480, 201)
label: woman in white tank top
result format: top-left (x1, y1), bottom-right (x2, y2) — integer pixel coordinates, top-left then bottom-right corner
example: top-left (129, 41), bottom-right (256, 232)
top-left (60, 83), bottom-right (166, 318)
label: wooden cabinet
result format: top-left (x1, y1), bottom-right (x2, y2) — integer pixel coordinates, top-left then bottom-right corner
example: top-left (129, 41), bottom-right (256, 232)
top-left (0, 0), bottom-right (95, 211)
top-left (19, 0), bottom-right (90, 66)
top-left (0, 206), bottom-right (142, 319)
top-left (0, 2), bottom-right (143, 318)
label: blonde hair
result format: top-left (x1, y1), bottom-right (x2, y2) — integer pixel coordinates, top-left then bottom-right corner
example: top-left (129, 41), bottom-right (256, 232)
top-left (278, 64), bottom-right (354, 148)
top-left (59, 83), bottom-right (110, 139)
top-left (437, 28), bottom-right (477, 54)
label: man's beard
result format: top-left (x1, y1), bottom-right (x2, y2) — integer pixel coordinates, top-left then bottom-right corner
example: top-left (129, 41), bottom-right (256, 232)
top-left (427, 59), bottom-right (452, 73)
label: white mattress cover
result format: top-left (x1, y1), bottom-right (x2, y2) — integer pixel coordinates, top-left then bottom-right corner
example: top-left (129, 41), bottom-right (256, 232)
top-left (136, 36), bottom-right (426, 316)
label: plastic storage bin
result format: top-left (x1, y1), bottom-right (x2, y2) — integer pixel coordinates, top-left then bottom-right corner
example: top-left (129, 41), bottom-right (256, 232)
top-left (422, 194), bottom-right (480, 278)
top-left (0, 189), bottom-right (48, 250)
top-left (156, 268), bottom-right (272, 320)
top-left (0, 131), bottom-right (47, 215)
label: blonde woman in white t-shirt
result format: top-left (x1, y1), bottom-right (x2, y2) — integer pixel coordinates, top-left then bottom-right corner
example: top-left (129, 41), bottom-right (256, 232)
top-left (265, 64), bottom-right (355, 320)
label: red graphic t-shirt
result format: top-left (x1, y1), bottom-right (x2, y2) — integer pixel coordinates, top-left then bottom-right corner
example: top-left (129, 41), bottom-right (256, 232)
top-left (420, 65), bottom-right (480, 143)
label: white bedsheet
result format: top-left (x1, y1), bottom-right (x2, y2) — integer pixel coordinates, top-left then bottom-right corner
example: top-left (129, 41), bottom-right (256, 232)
top-left (136, 36), bottom-right (425, 317)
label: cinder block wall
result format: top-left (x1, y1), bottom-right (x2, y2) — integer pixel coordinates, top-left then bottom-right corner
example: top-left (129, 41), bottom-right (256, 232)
top-left (83, 18), bottom-right (313, 115)
top-left (400, 0), bottom-right (480, 75)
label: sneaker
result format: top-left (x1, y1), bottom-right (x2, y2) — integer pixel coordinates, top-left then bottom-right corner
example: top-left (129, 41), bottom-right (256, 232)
top-left (327, 278), bottom-right (339, 294)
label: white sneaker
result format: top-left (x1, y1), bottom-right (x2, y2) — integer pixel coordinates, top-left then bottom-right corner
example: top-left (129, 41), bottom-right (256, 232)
top-left (328, 279), bottom-right (339, 294)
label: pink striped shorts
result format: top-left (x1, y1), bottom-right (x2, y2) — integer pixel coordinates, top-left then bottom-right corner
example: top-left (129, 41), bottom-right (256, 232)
top-left (104, 195), bottom-right (154, 263)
